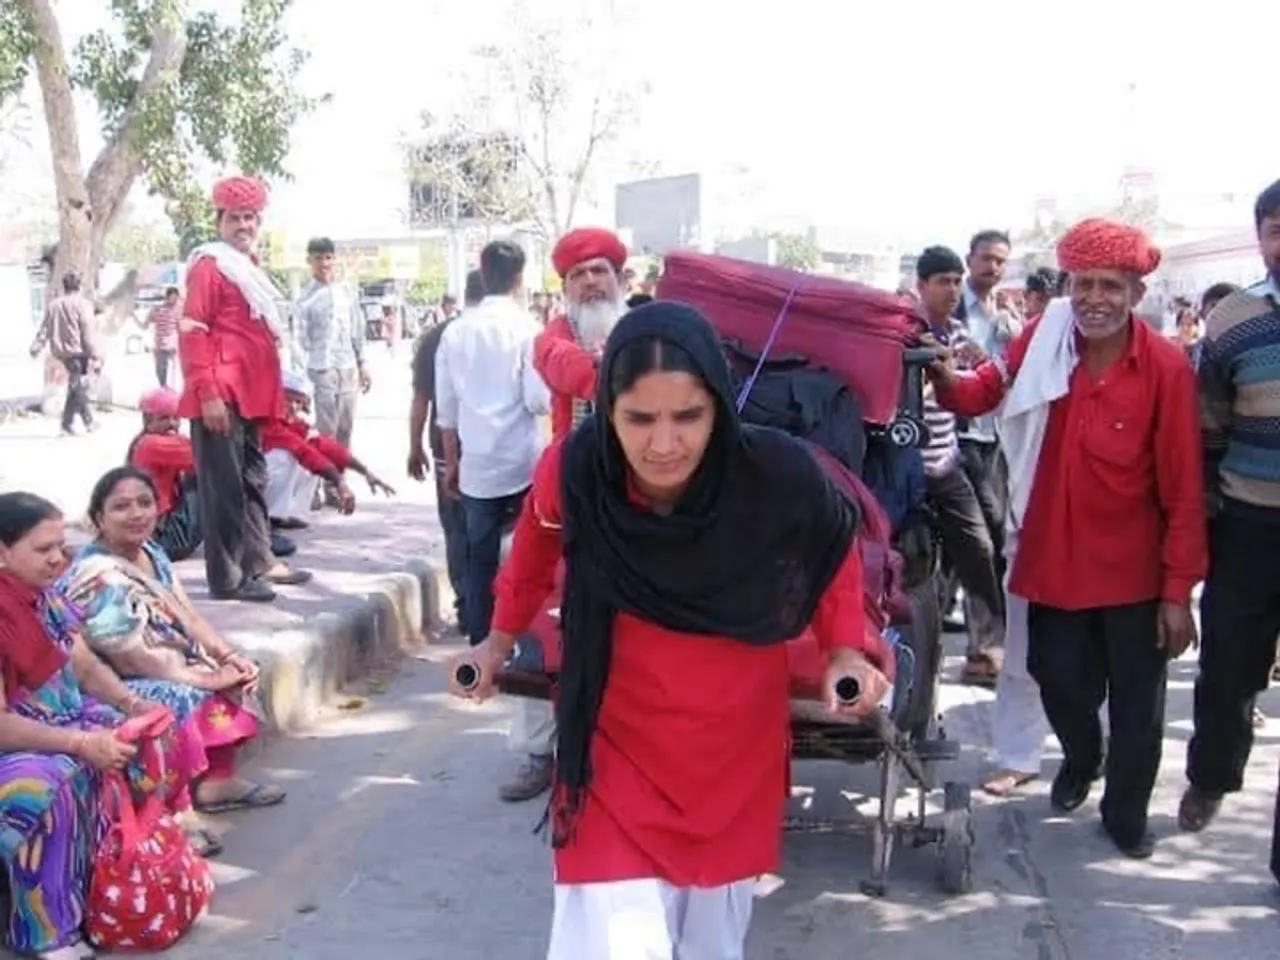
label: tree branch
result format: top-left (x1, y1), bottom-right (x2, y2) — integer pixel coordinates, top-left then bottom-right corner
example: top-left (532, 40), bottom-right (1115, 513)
top-left (19, 0), bottom-right (86, 210)
top-left (85, 3), bottom-right (187, 239)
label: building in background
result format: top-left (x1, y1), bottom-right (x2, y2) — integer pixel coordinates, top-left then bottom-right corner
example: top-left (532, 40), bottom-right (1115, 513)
top-left (615, 174), bottom-right (708, 255)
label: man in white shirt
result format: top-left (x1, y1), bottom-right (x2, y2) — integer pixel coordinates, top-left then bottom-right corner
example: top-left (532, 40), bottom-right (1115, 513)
top-left (435, 240), bottom-right (555, 801)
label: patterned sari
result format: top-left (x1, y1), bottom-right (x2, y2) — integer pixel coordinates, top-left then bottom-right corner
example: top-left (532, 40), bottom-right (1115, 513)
top-left (0, 591), bottom-right (192, 955)
top-left (58, 541), bottom-right (261, 785)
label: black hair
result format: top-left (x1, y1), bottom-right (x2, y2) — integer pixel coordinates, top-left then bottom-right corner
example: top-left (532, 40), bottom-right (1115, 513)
top-left (307, 237), bottom-right (336, 257)
top-left (479, 240), bottom-right (526, 296)
top-left (968, 229), bottom-right (1011, 255)
top-left (1254, 179), bottom-right (1280, 231)
top-left (1025, 267), bottom-right (1059, 296)
top-left (0, 492), bottom-right (62, 547)
top-left (625, 293), bottom-right (655, 309)
top-left (606, 335), bottom-right (706, 406)
top-left (464, 268), bottom-right (486, 306)
top-left (1055, 270), bottom-right (1070, 295)
top-left (916, 245), bottom-right (964, 281)
top-left (87, 466), bottom-right (158, 528)
top-left (1201, 282), bottom-right (1242, 313)
top-left (62, 272), bottom-right (81, 294)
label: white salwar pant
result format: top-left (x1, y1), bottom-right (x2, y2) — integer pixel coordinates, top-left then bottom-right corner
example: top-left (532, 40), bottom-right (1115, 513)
top-left (990, 529), bottom-right (1054, 774)
top-left (510, 696), bottom-right (556, 756)
top-left (265, 449), bottom-right (320, 522)
top-left (547, 878), bottom-right (755, 960)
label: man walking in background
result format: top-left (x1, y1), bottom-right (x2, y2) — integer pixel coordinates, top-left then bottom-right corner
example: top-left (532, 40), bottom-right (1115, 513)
top-left (144, 286), bottom-right (182, 387)
top-left (293, 237), bottom-right (370, 505)
top-left (29, 272), bottom-right (101, 437)
top-left (410, 268), bottom-right (485, 633)
top-left (435, 240), bottom-right (554, 802)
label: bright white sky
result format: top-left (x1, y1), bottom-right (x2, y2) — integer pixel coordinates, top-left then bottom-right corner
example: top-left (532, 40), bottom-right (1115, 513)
top-left (5, 0), bottom-right (1279, 248)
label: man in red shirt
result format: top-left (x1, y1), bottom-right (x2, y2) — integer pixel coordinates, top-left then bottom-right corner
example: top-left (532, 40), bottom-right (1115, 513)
top-left (534, 227), bottom-right (628, 440)
top-left (262, 372), bottom-right (395, 527)
top-left (179, 175), bottom-right (310, 602)
top-left (128, 387), bottom-right (201, 560)
top-left (929, 218), bottom-right (1207, 859)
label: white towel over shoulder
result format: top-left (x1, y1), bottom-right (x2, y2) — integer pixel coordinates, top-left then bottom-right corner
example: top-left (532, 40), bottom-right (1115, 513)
top-left (995, 297), bottom-right (1078, 533)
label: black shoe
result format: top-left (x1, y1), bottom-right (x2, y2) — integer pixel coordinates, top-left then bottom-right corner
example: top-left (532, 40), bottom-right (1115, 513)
top-left (1050, 768), bottom-right (1092, 813)
top-left (211, 577), bottom-right (277, 603)
top-left (271, 533), bottom-right (297, 558)
top-left (1103, 823), bottom-right (1155, 859)
top-left (1177, 786), bottom-right (1223, 833)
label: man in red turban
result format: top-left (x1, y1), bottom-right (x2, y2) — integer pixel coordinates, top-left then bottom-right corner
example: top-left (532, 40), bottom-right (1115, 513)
top-left (535, 227), bottom-right (629, 440)
top-left (926, 217), bottom-right (1205, 859)
top-left (178, 174), bottom-right (310, 602)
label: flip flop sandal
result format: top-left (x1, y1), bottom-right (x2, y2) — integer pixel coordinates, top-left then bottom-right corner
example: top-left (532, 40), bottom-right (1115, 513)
top-left (186, 826), bottom-right (224, 858)
top-left (267, 568), bottom-right (313, 586)
top-left (196, 782), bottom-right (287, 815)
top-left (980, 771), bottom-right (1037, 797)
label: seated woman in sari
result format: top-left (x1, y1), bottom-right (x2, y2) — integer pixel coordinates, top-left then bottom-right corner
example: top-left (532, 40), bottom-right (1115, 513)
top-left (60, 467), bottom-right (286, 830)
top-left (0, 491), bottom-right (198, 960)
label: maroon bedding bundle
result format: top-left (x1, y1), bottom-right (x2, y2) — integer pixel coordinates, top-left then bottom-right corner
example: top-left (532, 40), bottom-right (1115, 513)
top-left (657, 252), bottom-right (915, 425)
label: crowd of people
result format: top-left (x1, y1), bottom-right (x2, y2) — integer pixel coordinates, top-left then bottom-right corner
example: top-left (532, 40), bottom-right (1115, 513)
top-left (5, 168), bottom-right (1280, 958)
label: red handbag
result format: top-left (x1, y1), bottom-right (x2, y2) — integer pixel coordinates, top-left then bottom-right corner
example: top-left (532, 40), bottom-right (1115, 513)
top-left (84, 709), bottom-right (214, 951)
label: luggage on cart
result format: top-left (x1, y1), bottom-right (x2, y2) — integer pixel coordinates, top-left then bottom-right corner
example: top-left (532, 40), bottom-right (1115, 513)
top-left (657, 252), bottom-right (915, 426)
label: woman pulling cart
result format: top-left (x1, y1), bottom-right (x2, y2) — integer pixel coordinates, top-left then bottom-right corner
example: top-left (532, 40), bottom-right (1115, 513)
top-left (449, 301), bottom-right (891, 959)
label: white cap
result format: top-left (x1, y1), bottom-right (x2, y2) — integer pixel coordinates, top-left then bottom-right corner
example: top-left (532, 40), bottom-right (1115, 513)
top-left (282, 370), bottom-right (311, 397)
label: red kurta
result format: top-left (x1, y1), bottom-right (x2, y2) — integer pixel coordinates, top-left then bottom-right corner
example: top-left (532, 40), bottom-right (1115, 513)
top-left (492, 441), bottom-right (875, 887)
top-left (533, 315), bottom-right (597, 441)
top-left (935, 316), bottom-right (1207, 610)
top-left (178, 255), bottom-right (285, 422)
top-left (260, 418), bottom-right (355, 475)
top-left (129, 432), bottom-right (195, 516)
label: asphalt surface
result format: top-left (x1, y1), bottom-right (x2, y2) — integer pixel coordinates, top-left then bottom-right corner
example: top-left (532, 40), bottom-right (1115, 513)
top-left (148, 638), bottom-right (1280, 960)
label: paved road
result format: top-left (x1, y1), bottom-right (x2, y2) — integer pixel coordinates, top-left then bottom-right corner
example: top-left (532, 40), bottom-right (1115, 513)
top-left (150, 636), bottom-right (1280, 960)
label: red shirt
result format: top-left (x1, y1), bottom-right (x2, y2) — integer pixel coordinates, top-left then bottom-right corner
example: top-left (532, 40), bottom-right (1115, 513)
top-left (936, 317), bottom-right (1206, 610)
top-left (178, 256), bottom-right (285, 422)
top-left (261, 418), bottom-right (355, 476)
top-left (129, 432), bottom-right (194, 516)
top-left (533, 315), bottom-right (597, 440)
top-left (492, 440), bottom-right (879, 886)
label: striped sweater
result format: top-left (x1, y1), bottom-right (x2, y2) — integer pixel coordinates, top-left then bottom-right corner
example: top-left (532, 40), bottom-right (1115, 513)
top-left (1200, 280), bottom-right (1280, 510)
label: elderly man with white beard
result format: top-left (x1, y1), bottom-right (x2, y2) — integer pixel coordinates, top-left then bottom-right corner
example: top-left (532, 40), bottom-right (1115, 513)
top-left (535, 227), bottom-right (629, 441)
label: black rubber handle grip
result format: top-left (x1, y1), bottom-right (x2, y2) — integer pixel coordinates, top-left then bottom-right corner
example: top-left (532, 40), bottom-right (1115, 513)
top-left (455, 662), bottom-right (480, 691)
top-left (834, 674), bottom-right (861, 705)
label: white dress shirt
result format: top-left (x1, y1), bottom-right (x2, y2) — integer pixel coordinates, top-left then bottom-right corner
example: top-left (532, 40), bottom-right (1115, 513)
top-left (434, 294), bottom-right (550, 499)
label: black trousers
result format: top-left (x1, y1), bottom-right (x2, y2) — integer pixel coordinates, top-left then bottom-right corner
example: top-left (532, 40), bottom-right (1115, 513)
top-left (60, 355), bottom-right (94, 433)
top-left (155, 479), bottom-right (203, 561)
top-left (1028, 601), bottom-right (1168, 843)
top-left (958, 438), bottom-right (1008, 577)
top-left (191, 408), bottom-right (273, 596)
top-left (1188, 504), bottom-right (1280, 796)
top-left (927, 465), bottom-right (1004, 655)
top-left (434, 464), bottom-right (469, 626)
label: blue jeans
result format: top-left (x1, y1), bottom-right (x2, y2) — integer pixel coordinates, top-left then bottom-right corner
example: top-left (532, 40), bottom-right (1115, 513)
top-left (461, 487), bottom-right (529, 645)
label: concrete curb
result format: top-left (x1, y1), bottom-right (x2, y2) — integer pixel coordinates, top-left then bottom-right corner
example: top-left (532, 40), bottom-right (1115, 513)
top-left (242, 556), bottom-right (448, 741)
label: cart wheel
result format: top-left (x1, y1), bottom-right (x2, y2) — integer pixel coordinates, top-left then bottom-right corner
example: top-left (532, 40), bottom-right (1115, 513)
top-left (938, 781), bottom-right (974, 895)
top-left (887, 414), bottom-right (925, 449)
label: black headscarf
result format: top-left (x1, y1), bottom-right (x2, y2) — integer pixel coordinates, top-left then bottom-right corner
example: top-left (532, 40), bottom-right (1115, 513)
top-left (550, 300), bottom-right (859, 845)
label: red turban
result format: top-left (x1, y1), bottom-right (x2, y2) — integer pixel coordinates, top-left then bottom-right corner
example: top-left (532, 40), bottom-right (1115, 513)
top-left (211, 176), bottom-right (268, 214)
top-left (138, 387), bottom-right (180, 417)
top-left (552, 227), bottom-right (627, 278)
top-left (1056, 218), bottom-right (1161, 277)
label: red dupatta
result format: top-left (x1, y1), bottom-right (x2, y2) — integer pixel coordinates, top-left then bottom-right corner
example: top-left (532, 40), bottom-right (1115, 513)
top-left (0, 569), bottom-right (67, 703)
